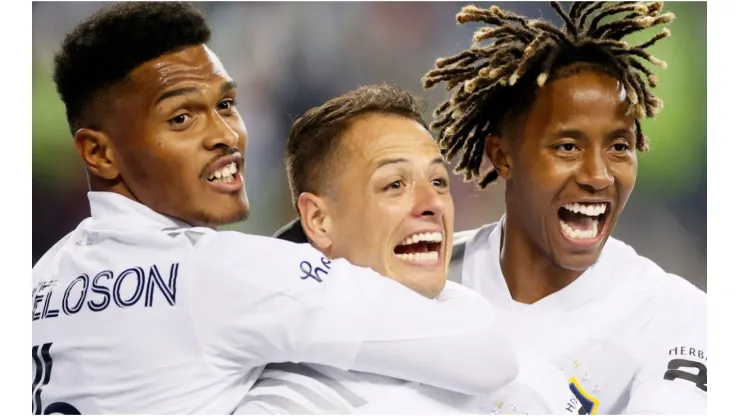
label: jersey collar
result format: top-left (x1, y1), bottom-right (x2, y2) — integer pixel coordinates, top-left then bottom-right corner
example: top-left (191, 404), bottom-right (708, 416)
top-left (488, 214), bottom-right (605, 312)
top-left (88, 191), bottom-right (192, 229)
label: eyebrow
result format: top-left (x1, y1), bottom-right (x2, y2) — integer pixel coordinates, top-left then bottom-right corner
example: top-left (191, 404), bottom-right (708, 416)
top-left (373, 156), bottom-right (445, 170)
top-left (553, 127), bottom-right (636, 140)
top-left (553, 128), bottom-right (587, 140)
top-left (154, 80), bottom-right (238, 105)
top-left (607, 127), bottom-right (636, 140)
top-left (373, 158), bottom-right (409, 170)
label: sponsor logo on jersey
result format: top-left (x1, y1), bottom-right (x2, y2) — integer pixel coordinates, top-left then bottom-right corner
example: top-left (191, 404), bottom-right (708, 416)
top-left (298, 257), bottom-right (332, 283)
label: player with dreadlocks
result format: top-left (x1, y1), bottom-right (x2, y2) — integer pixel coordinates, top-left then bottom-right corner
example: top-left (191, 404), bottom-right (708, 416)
top-left (424, 2), bottom-right (706, 414)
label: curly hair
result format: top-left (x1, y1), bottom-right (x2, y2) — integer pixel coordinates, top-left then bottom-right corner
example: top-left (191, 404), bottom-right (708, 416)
top-left (422, 1), bottom-right (674, 188)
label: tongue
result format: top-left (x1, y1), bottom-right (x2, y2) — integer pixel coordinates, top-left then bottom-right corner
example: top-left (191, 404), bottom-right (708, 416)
top-left (560, 210), bottom-right (596, 231)
top-left (395, 241), bottom-right (429, 254)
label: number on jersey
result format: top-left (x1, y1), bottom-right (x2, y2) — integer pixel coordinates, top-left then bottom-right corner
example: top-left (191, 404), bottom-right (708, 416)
top-left (663, 359), bottom-right (707, 392)
top-left (32, 343), bottom-right (81, 415)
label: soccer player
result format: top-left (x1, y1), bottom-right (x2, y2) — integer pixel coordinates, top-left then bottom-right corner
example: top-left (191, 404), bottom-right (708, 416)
top-left (244, 84), bottom-right (578, 414)
top-left (422, 2), bottom-right (707, 414)
top-left (31, 3), bottom-right (519, 414)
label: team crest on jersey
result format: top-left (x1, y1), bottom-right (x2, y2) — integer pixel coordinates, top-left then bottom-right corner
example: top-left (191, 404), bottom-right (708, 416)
top-left (568, 377), bottom-right (599, 415)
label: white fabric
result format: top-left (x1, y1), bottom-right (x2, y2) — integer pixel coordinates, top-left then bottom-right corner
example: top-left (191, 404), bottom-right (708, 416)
top-left (454, 218), bottom-right (707, 415)
top-left (236, 339), bottom-right (576, 414)
top-left (31, 192), bottom-right (518, 414)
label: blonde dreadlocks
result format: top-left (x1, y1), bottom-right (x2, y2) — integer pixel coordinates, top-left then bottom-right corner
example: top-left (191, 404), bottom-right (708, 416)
top-left (422, 1), bottom-right (674, 188)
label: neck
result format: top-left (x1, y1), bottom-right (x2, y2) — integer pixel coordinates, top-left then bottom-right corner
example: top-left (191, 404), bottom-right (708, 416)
top-left (499, 214), bottom-right (584, 304)
top-left (90, 176), bottom-right (138, 202)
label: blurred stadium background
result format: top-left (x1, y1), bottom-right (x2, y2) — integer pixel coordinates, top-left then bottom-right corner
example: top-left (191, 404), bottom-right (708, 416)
top-left (32, 2), bottom-right (706, 291)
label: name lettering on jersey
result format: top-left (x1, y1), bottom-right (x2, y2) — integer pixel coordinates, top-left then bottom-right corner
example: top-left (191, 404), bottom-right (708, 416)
top-left (299, 257), bottom-right (332, 283)
top-left (32, 280), bottom-right (60, 321)
top-left (668, 346), bottom-right (707, 361)
top-left (31, 263), bottom-right (179, 321)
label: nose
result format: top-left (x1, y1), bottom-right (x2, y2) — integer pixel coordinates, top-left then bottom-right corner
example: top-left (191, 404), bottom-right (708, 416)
top-left (411, 180), bottom-right (446, 219)
top-left (203, 112), bottom-right (240, 151)
top-left (575, 149), bottom-right (614, 192)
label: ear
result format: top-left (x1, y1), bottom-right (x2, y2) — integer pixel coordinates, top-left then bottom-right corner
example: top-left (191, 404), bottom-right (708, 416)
top-left (485, 134), bottom-right (513, 180)
top-left (296, 192), bottom-right (333, 251)
top-left (74, 128), bottom-right (120, 180)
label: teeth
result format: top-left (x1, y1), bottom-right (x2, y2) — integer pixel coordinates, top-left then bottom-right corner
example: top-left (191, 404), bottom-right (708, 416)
top-left (208, 162), bottom-right (238, 182)
top-left (563, 202), bottom-right (607, 217)
top-left (560, 218), bottom-right (599, 240)
top-left (399, 232), bottom-right (444, 246)
top-left (395, 251), bottom-right (440, 263)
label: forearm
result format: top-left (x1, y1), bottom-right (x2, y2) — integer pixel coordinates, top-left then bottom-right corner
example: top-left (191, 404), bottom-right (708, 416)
top-left (352, 328), bottom-right (518, 395)
top-left (297, 277), bottom-right (517, 394)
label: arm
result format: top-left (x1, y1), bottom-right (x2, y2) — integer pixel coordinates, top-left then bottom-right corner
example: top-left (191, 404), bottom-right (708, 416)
top-left (477, 349), bottom-right (579, 415)
top-left (624, 276), bottom-right (707, 415)
top-left (350, 281), bottom-right (518, 395)
top-left (189, 232), bottom-right (517, 395)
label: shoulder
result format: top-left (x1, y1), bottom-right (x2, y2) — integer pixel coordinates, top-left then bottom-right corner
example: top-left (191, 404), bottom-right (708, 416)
top-left (33, 229), bottom-right (78, 277)
top-left (193, 230), bottom-right (317, 258)
top-left (191, 230), bottom-right (322, 272)
top-left (448, 223), bottom-right (499, 274)
top-left (600, 237), bottom-right (705, 317)
top-left (452, 222), bottom-right (499, 251)
top-left (190, 230), bottom-right (338, 287)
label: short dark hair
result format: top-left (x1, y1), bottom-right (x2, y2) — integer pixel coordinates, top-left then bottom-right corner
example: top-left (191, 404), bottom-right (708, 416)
top-left (422, 2), bottom-right (674, 188)
top-left (52, 2), bottom-right (211, 133)
top-left (286, 84), bottom-right (428, 208)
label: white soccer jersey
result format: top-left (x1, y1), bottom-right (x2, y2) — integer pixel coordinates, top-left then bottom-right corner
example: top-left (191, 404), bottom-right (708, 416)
top-left (235, 348), bottom-right (577, 414)
top-left (31, 192), bottom-right (519, 414)
top-left (451, 218), bottom-right (707, 415)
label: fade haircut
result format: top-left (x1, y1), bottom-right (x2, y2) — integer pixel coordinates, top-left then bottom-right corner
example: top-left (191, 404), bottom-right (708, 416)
top-left (422, 1), bottom-right (674, 188)
top-left (52, 2), bottom-right (211, 134)
top-left (286, 84), bottom-right (428, 208)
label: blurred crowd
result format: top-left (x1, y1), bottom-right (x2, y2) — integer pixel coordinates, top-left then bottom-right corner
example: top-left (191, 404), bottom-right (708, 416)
top-left (32, 2), bottom-right (707, 290)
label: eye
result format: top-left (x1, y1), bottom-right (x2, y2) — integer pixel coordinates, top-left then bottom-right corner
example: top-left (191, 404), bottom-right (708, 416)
top-left (218, 99), bottom-right (236, 111)
top-left (384, 180), bottom-right (403, 191)
top-left (169, 113), bottom-right (191, 126)
top-left (556, 143), bottom-right (578, 152)
top-left (432, 178), bottom-right (449, 188)
top-left (613, 143), bottom-right (629, 152)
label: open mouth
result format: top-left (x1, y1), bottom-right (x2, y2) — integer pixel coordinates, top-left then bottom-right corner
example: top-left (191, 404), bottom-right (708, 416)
top-left (393, 232), bottom-right (444, 264)
top-left (207, 162), bottom-right (239, 183)
top-left (557, 202), bottom-right (611, 242)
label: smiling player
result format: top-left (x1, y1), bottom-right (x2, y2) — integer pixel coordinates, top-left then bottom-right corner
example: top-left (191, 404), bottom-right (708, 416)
top-left (244, 84), bottom-right (577, 415)
top-left (423, 2), bottom-right (707, 414)
top-left (31, 3), bottom-right (522, 414)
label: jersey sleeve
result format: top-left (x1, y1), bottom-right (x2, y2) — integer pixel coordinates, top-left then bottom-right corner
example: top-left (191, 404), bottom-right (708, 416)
top-left (625, 275), bottom-right (707, 415)
top-left (188, 231), bottom-right (517, 395)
